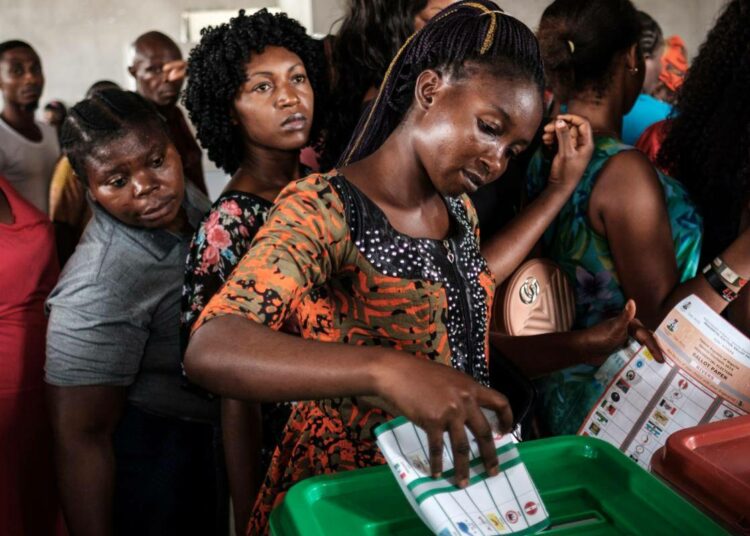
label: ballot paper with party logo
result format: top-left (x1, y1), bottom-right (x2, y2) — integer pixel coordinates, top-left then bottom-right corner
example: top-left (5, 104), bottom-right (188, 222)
top-left (375, 411), bottom-right (549, 536)
top-left (579, 295), bottom-right (749, 469)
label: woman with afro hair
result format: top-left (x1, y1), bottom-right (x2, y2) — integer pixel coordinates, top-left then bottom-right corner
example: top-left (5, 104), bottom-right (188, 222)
top-left (181, 9), bottom-right (325, 533)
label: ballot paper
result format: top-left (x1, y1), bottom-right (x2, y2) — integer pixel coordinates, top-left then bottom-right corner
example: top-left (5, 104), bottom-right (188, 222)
top-left (579, 295), bottom-right (749, 469)
top-left (375, 412), bottom-right (549, 536)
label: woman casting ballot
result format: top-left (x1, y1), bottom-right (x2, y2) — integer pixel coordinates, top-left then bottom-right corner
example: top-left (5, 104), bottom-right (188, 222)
top-left (184, 2), bottom-right (653, 533)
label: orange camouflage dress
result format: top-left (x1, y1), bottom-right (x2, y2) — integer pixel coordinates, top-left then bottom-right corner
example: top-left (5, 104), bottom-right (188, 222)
top-left (192, 172), bottom-right (495, 534)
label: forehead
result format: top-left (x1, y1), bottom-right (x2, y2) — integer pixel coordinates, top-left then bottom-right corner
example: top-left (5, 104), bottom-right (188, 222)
top-left (86, 126), bottom-right (168, 170)
top-left (245, 46), bottom-right (303, 73)
top-left (134, 41), bottom-right (181, 66)
top-left (452, 70), bottom-right (542, 127)
top-left (0, 46), bottom-right (40, 65)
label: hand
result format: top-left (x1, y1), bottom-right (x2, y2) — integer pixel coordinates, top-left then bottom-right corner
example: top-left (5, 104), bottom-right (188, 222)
top-left (542, 114), bottom-right (594, 192)
top-left (376, 354), bottom-right (513, 487)
top-left (582, 299), bottom-right (665, 365)
top-left (163, 60), bottom-right (187, 82)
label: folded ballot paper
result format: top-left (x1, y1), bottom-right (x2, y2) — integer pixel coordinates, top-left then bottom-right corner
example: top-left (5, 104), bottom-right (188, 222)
top-left (375, 411), bottom-right (549, 536)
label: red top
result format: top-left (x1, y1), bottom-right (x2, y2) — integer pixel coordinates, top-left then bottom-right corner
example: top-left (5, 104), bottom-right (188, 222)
top-left (635, 119), bottom-right (671, 172)
top-left (0, 176), bottom-right (59, 393)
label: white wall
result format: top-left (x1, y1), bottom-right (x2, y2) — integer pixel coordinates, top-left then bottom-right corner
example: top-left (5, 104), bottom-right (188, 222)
top-left (0, 0), bottom-right (333, 106)
top-left (502, 0), bottom-right (727, 59)
top-left (0, 0), bottom-right (729, 108)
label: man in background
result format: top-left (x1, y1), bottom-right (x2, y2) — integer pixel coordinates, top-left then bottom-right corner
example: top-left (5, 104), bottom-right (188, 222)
top-left (0, 40), bottom-right (59, 213)
top-left (129, 31), bottom-right (207, 195)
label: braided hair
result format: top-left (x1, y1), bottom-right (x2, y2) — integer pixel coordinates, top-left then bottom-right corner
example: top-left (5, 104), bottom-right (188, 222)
top-left (537, 0), bottom-right (641, 102)
top-left (658, 0), bottom-right (750, 262)
top-left (340, 0), bottom-right (544, 167)
top-left (60, 89), bottom-right (167, 184)
top-left (184, 9), bottom-right (325, 175)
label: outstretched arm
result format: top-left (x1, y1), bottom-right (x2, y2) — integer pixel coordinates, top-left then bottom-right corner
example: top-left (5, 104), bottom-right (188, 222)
top-left (491, 300), bottom-right (663, 377)
top-left (186, 315), bottom-right (511, 486)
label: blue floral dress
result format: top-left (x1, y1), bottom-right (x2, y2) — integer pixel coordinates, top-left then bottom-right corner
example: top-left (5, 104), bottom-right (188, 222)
top-left (526, 136), bottom-right (702, 434)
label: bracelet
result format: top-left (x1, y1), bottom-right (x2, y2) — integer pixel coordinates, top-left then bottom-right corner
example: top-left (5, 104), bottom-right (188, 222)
top-left (703, 266), bottom-right (739, 302)
top-left (711, 257), bottom-right (747, 293)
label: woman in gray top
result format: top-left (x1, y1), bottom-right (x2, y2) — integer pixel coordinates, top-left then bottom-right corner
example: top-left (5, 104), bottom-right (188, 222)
top-left (45, 89), bottom-right (225, 536)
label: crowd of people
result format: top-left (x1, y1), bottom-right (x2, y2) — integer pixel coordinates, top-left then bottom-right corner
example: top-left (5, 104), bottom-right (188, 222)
top-left (1, 0), bottom-right (749, 534)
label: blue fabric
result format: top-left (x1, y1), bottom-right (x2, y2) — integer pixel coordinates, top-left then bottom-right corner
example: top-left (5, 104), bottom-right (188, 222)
top-left (526, 136), bottom-right (702, 435)
top-left (622, 94), bottom-right (672, 145)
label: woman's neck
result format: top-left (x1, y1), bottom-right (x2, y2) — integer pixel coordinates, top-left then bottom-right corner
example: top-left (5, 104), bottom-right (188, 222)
top-left (565, 91), bottom-right (625, 139)
top-left (341, 122), bottom-right (437, 209)
top-left (226, 147), bottom-right (302, 203)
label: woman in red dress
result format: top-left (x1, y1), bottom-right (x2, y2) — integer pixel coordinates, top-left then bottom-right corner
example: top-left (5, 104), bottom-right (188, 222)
top-left (0, 175), bottom-right (64, 535)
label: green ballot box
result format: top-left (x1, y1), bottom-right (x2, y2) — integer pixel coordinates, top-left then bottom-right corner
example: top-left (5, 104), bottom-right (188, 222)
top-left (269, 435), bottom-right (728, 536)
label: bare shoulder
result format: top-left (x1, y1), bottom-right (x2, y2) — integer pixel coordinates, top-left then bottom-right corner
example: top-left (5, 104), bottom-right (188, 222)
top-left (594, 149), bottom-right (664, 208)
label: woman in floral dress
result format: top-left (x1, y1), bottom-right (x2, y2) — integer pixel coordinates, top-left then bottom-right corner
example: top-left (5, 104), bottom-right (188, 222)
top-left (181, 10), bottom-right (323, 533)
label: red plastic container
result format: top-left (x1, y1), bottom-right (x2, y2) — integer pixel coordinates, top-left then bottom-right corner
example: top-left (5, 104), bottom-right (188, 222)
top-left (651, 415), bottom-right (750, 534)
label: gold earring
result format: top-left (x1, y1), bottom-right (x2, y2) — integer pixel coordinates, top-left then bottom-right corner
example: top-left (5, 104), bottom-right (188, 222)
top-left (629, 67), bottom-right (639, 74)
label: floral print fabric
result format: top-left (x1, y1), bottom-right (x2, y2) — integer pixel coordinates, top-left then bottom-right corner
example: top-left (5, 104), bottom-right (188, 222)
top-left (181, 190), bottom-right (291, 472)
top-left (526, 136), bottom-right (702, 435)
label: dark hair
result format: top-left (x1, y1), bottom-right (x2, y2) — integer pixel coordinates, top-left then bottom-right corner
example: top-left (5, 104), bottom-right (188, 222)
top-left (658, 0), bottom-right (750, 262)
top-left (318, 0), bottom-right (429, 169)
top-left (537, 0), bottom-right (641, 101)
top-left (637, 11), bottom-right (663, 58)
top-left (60, 89), bottom-right (168, 184)
top-left (184, 9), bottom-right (325, 175)
top-left (0, 40), bottom-right (33, 61)
top-left (340, 0), bottom-right (544, 166)
top-left (86, 80), bottom-right (121, 99)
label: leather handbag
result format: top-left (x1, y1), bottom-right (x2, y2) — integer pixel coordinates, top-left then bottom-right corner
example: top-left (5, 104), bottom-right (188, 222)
top-left (493, 259), bottom-right (575, 336)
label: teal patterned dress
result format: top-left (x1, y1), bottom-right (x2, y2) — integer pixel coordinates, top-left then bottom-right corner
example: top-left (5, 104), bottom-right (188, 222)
top-left (526, 136), bottom-right (702, 435)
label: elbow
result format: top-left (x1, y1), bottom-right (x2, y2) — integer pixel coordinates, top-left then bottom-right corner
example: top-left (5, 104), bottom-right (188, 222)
top-left (184, 327), bottom-right (218, 391)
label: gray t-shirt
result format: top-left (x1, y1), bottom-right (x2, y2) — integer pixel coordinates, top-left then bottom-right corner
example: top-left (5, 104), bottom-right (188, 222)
top-left (0, 118), bottom-right (59, 214)
top-left (45, 183), bottom-right (218, 423)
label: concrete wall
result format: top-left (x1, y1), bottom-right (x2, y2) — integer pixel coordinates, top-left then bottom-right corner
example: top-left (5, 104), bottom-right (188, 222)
top-left (0, 0), bottom-right (730, 107)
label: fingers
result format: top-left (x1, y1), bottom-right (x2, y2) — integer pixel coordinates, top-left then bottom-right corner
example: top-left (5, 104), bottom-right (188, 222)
top-left (577, 117), bottom-right (594, 148)
top-left (629, 319), bottom-right (666, 363)
top-left (163, 60), bottom-right (187, 82)
top-left (479, 387), bottom-right (514, 433)
top-left (542, 120), bottom-right (557, 146)
top-left (554, 113), bottom-right (590, 129)
top-left (466, 407), bottom-right (500, 478)
top-left (551, 114), bottom-right (594, 151)
top-left (449, 421), bottom-right (471, 487)
top-left (622, 299), bottom-right (637, 323)
top-left (427, 428), bottom-right (445, 478)
top-left (554, 119), bottom-right (572, 157)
